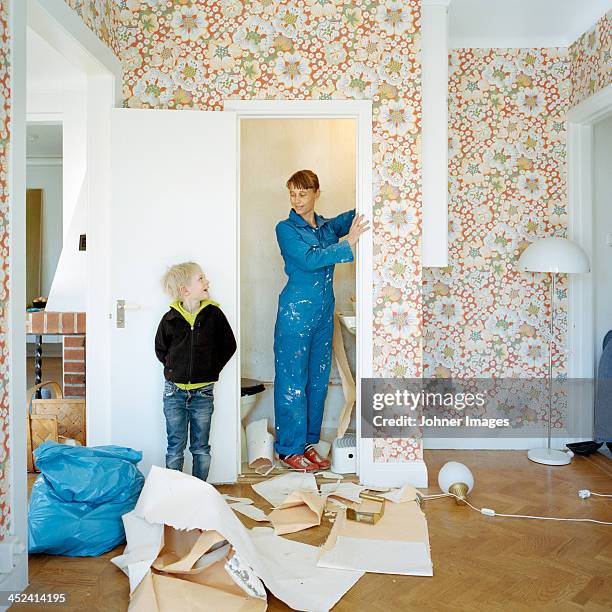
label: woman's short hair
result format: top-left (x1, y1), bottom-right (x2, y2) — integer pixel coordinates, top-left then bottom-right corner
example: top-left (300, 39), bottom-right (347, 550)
top-left (286, 169), bottom-right (320, 191)
top-left (162, 261), bottom-right (202, 300)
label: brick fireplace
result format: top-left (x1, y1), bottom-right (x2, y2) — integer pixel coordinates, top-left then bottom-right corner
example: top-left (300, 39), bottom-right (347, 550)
top-left (26, 311), bottom-right (86, 398)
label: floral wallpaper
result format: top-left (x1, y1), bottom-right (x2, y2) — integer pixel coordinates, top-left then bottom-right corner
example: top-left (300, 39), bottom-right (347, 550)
top-left (59, 1), bottom-right (611, 458)
top-left (0, 0), bottom-right (10, 539)
top-left (423, 10), bottom-right (612, 389)
top-left (570, 10), bottom-right (611, 107)
top-left (62, 0), bottom-right (425, 463)
top-left (423, 48), bottom-right (571, 389)
top-left (64, 0), bottom-right (120, 57)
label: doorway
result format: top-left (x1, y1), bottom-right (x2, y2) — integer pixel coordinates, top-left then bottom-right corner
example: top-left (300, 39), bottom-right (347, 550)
top-left (238, 118), bottom-right (358, 474)
top-left (566, 84), bottom-right (612, 443)
top-left (25, 122), bottom-right (63, 305)
top-left (226, 99), bottom-right (373, 482)
top-left (592, 114), bottom-right (612, 369)
top-left (567, 85), bottom-right (612, 378)
top-left (25, 120), bottom-right (64, 386)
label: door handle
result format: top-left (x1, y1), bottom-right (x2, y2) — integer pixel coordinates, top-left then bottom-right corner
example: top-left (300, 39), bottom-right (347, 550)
top-left (116, 300), bottom-right (141, 328)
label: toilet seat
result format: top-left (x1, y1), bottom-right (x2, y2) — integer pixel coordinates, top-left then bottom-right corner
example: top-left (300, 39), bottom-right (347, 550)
top-left (241, 378), bottom-right (265, 397)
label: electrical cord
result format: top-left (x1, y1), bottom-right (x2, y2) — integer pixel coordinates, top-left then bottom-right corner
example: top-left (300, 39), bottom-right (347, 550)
top-left (418, 493), bottom-right (452, 500)
top-left (417, 492), bottom-right (612, 525)
top-left (578, 489), bottom-right (612, 499)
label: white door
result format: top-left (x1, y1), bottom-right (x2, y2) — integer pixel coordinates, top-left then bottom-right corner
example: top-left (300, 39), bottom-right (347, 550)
top-left (109, 108), bottom-right (238, 483)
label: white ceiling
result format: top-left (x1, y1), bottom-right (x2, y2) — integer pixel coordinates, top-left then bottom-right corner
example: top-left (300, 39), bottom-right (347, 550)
top-left (27, 26), bottom-right (86, 92)
top-left (448, 0), bottom-right (612, 48)
top-left (27, 123), bottom-right (62, 158)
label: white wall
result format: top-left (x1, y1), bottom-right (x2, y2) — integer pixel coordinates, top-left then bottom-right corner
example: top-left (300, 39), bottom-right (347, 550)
top-left (240, 118), bottom-right (356, 436)
top-left (240, 118), bottom-right (356, 381)
top-left (593, 114), bottom-right (612, 366)
top-left (44, 183), bottom-right (87, 311)
top-left (25, 163), bottom-right (62, 296)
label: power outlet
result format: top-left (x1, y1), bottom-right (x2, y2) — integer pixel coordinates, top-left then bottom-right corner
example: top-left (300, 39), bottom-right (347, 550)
top-left (606, 233), bottom-right (612, 247)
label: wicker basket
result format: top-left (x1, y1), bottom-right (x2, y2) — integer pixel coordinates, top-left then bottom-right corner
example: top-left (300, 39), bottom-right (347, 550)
top-left (27, 415), bottom-right (59, 473)
top-left (27, 381), bottom-right (86, 472)
top-left (29, 415), bottom-right (59, 448)
top-left (30, 381), bottom-right (86, 446)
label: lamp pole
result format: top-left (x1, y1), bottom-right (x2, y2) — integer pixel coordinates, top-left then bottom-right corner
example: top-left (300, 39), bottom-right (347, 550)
top-left (520, 236), bottom-right (590, 466)
top-left (547, 272), bottom-right (555, 452)
top-left (528, 269), bottom-right (570, 465)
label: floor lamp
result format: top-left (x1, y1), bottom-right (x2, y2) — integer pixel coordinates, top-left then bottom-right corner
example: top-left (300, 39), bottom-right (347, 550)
top-left (518, 237), bottom-right (590, 466)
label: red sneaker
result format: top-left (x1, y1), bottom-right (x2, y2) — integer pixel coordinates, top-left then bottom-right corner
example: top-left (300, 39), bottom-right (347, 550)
top-left (304, 447), bottom-right (331, 469)
top-left (281, 454), bottom-right (318, 472)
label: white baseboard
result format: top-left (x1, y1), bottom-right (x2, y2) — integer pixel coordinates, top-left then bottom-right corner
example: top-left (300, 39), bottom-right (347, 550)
top-left (359, 459), bottom-right (428, 488)
top-left (423, 437), bottom-right (588, 450)
top-left (0, 549), bottom-right (28, 611)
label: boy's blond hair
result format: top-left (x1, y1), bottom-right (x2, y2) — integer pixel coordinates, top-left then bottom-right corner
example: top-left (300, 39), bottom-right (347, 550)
top-left (162, 262), bottom-right (202, 300)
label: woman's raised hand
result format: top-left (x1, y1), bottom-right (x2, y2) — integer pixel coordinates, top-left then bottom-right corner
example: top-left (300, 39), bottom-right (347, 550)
top-left (346, 214), bottom-right (370, 246)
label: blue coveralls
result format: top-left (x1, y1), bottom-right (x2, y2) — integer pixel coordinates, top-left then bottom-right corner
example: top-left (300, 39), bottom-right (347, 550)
top-left (274, 208), bottom-right (356, 455)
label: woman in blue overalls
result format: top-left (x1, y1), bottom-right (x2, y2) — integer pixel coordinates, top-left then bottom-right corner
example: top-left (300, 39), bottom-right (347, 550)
top-left (274, 170), bottom-right (369, 471)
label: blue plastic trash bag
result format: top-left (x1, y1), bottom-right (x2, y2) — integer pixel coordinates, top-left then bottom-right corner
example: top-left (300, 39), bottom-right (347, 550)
top-left (28, 442), bottom-right (145, 556)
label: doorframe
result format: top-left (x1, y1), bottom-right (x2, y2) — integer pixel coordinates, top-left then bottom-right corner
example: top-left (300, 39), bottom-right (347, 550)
top-left (224, 100), bottom-right (374, 481)
top-left (567, 84), bottom-right (612, 385)
top-left (23, 0), bottom-right (122, 454)
top-left (8, 0), bottom-right (120, 592)
top-left (5, 0), bottom-right (28, 593)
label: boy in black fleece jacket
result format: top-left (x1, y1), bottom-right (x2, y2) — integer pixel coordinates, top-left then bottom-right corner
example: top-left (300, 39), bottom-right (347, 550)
top-left (155, 262), bottom-right (236, 481)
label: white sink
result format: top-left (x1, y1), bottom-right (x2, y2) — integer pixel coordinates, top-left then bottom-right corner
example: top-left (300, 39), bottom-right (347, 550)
top-left (338, 314), bottom-right (356, 335)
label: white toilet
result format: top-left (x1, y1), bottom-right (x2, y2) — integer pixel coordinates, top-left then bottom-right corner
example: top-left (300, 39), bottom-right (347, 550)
top-left (240, 378), bottom-right (266, 461)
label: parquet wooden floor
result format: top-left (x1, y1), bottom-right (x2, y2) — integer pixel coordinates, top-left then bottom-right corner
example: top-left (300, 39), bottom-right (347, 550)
top-left (16, 450), bottom-right (612, 611)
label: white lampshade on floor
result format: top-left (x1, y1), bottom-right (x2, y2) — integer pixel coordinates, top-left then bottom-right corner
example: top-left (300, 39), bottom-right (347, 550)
top-left (438, 461), bottom-right (474, 493)
top-left (438, 461), bottom-right (474, 503)
top-left (518, 237), bottom-right (590, 274)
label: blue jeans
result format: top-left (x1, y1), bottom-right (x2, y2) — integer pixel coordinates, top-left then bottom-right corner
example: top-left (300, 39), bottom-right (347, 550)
top-left (162, 380), bottom-right (214, 481)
